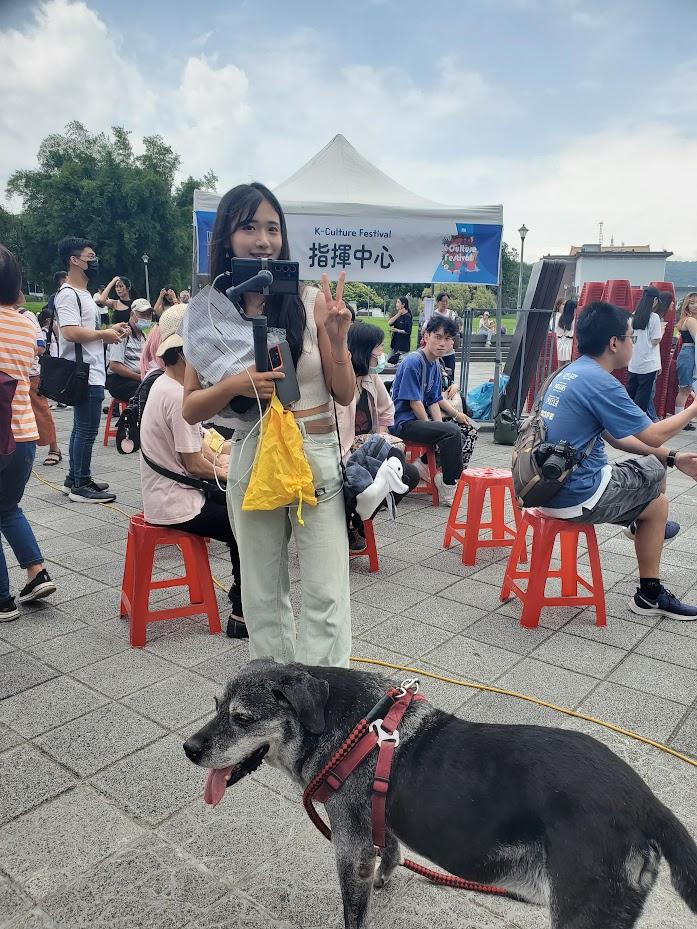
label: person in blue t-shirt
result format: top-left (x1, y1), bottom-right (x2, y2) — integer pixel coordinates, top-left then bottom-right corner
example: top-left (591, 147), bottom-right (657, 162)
top-left (390, 315), bottom-right (474, 506)
top-left (538, 300), bottom-right (697, 622)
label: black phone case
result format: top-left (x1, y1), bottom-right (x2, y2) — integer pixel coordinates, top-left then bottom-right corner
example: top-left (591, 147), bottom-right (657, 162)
top-left (270, 340), bottom-right (300, 408)
top-left (231, 258), bottom-right (299, 296)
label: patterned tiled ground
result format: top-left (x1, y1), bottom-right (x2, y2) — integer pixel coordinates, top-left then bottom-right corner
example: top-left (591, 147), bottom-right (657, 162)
top-left (1, 405), bottom-right (696, 928)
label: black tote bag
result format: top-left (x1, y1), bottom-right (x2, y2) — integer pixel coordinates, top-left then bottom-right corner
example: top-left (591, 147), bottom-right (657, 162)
top-left (38, 287), bottom-right (90, 406)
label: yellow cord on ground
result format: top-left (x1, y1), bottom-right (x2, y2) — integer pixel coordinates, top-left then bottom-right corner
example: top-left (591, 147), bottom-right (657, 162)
top-left (350, 657), bottom-right (697, 769)
top-left (33, 468), bottom-right (696, 770)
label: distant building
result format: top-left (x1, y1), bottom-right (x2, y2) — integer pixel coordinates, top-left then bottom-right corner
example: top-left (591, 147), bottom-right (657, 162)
top-left (543, 244), bottom-right (673, 298)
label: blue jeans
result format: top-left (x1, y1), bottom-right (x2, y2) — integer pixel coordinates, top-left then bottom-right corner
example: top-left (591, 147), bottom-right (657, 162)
top-left (68, 385), bottom-right (104, 486)
top-left (0, 442), bottom-right (43, 601)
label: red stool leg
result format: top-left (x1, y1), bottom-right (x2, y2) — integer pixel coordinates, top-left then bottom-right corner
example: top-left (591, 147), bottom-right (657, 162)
top-left (488, 484), bottom-right (508, 542)
top-left (103, 400), bottom-right (115, 446)
top-left (584, 527), bottom-right (607, 627)
top-left (120, 525), bottom-right (136, 620)
top-left (426, 448), bottom-right (439, 507)
top-left (500, 512), bottom-right (530, 601)
top-left (505, 480), bottom-right (527, 563)
top-left (462, 481), bottom-right (486, 566)
top-left (130, 531), bottom-right (156, 647)
top-left (362, 519), bottom-right (380, 573)
top-left (179, 537), bottom-right (204, 604)
top-left (189, 536), bottom-right (221, 634)
top-left (560, 530), bottom-right (579, 597)
top-left (520, 521), bottom-right (556, 629)
top-left (443, 474), bottom-right (467, 548)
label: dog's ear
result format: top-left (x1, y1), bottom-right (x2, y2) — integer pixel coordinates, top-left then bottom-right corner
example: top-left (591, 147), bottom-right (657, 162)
top-left (272, 672), bottom-right (329, 734)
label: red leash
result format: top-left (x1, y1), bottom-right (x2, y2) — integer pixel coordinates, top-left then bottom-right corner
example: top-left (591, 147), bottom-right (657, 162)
top-left (302, 680), bottom-right (513, 899)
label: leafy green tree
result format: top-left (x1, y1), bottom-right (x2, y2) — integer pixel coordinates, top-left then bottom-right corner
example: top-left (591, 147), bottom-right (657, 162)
top-left (501, 241), bottom-right (533, 310)
top-left (6, 122), bottom-right (215, 295)
top-left (342, 281), bottom-right (383, 308)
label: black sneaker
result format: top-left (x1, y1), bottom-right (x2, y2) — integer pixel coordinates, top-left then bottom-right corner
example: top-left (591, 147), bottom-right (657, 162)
top-left (226, 616), bottom-right (249, 639)
top-left (0, 597), bottom-right (20, 622)
top-left (348, 528), bottom-right (367, 553)
top-left (684, 423), bottom-right (696, 431)
top-left (68, 484), bottom-right (117, 504)
top-left (18, 569), bottom-right (56, 603)
top-left (624, 520), bottom-right (680, 541)
top-left (630, 587), bottom-right (697, 622)
top-left (63, 477), bottom-right (110, 495)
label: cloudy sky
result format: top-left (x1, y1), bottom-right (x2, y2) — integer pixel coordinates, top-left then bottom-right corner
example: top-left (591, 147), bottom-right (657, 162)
top-left (1, 0), bottom-right (696, 260)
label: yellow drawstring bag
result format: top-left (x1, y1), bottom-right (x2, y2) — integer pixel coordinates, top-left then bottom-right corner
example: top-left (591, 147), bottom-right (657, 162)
top-left (242, 394), bottom-right (317, 524)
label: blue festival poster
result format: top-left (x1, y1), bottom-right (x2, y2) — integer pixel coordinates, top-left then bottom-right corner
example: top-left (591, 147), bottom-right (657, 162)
top-left (431, 223), bottom-right (501, 285)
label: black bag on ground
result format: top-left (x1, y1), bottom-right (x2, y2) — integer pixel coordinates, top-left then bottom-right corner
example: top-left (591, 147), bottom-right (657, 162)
top-left (38, 287), bottom-right (89, 406)
top-left (116, 369), bottom-right (164, 455)
top-left (511, 365), bottom-right (594, 508)
top-left (493, 408), bottom-right (519, 446)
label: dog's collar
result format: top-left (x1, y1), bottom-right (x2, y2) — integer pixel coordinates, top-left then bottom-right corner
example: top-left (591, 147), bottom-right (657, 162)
top-left (304, 680), bottom-right (425, 850)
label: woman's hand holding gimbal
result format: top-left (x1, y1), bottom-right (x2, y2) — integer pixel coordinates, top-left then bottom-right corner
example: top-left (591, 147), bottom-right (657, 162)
top-left (229, 366), bottom-right (284, 400)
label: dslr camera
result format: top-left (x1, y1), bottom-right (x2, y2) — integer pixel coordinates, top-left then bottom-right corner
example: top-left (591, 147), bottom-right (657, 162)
top-left (535, 440), bottom-right (580, 480)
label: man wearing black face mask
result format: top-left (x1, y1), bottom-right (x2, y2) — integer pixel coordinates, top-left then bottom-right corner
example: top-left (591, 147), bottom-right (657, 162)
top-left (55, 237), bottom-right (129, 503)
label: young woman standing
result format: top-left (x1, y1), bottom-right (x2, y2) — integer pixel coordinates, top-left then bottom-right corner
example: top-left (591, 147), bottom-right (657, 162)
top-left (676, 293), bottom-right (697, 431)
top-left (627, 287), bottom-right (664, 415)
top-left (95, 276), bottom-right (136, 324)
top-left (387, 296), bottom-right (412, 362)
top-left (555, 299), bottom-right (577, 363)
top-left (182, 183), bottom-right (354, 667)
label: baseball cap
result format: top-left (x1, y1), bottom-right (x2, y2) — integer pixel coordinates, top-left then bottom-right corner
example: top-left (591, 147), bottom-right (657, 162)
top-left (156, 304), bottom-right (187, 356)
top-left (131, 298), bottom-right (153, 315)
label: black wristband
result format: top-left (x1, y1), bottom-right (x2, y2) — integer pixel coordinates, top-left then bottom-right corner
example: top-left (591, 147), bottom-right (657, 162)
top-left (667, 449), bottom-right (677, 468)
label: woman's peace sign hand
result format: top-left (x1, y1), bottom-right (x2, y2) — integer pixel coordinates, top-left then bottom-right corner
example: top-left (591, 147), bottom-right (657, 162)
top-left (321, 271), bottom-right (352, 347)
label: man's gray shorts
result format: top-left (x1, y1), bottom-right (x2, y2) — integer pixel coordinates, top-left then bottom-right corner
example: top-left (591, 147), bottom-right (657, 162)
top-left (568, 456), bottom-right (665, 528)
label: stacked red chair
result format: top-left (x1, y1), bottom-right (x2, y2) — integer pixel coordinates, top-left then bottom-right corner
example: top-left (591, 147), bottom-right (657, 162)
top-left (577, 282), bottom-right (605, 309)
top-left (526, 331), bottom-right (559, 413)
top-left (631, 287), bottom-right (643, 310)
top-left (120, 513), bottom-right (221, 647)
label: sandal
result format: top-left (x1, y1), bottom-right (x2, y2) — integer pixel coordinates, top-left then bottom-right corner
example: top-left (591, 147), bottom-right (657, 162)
top-left (43, 450), bottom-right (62, 466)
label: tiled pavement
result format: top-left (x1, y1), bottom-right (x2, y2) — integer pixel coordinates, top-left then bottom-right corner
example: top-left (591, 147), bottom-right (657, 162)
top-left (1, 406), bottom-right (696, 929)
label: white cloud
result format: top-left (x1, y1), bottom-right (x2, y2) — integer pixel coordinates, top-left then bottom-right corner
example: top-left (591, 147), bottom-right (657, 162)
top-left (1, 0), bottom-right (695, 263)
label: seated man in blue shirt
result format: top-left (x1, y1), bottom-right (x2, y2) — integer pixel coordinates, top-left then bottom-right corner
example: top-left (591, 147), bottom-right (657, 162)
top-left (390, 315), bottom-right (471, 505)
top-left (538, 301), bottom-right (697, 621)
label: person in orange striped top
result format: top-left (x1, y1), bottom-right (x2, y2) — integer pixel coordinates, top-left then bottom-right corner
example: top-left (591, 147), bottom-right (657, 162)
top-left (0, 245), bottom-right (57, 621)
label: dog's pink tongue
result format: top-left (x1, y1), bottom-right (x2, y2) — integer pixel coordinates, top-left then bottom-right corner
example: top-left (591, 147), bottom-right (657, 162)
top-left (203, 766), bottom-right (235, 807)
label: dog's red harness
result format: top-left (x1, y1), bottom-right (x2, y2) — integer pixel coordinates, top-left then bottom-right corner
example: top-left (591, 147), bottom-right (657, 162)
top-left (303, 679), bottom-right (513, 899)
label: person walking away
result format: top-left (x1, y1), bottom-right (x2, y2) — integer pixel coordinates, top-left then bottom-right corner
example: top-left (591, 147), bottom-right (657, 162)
top-left (627, 287), bottom-right (664, 416)
top-left (105, 298), bottom-right (153, 402)
top-left (182, 182), bottom-right (354, 668)
top-left (555, 299), bottom-right (577, 363)
top-left (675, 293), bottom-right (697, 431)
top-left (0, 246), bottom-right (57, 620)
top-left (387, 296), bottom-right (412, 362)
top-left (16, 297), bottom-right (61, 466)
top-left (95, 275), bottom-right (136, 324)
top-left (139, 305), bottom-right (246, 637)
top-left (54, 237), bottom-right (129, 503)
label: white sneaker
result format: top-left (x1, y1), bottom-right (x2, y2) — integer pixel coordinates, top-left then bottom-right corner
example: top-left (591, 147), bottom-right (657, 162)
top-left (415, 459), bottom-right (431, 484)
top-left (436, 475), bottom-right (456, 507)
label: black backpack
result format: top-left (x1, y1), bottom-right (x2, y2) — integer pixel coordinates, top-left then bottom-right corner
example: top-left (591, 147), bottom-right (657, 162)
top-left (115, 370), bottom-right (163, 454)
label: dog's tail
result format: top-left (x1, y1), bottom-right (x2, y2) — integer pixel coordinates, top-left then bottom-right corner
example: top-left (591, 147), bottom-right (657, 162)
top-left (651, 801), bottom-right (697, 912)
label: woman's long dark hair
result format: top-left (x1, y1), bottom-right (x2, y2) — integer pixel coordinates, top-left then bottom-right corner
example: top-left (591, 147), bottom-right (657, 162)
top-left (398, 296), bottom-right (410, 313)
top-left (656, 291), bottom-right (673, 321)
top-left (118, 277), bottom-right (135, 304)
top-left (633, 287), bottom-right (661, 331)
top-left (558, 299), bottom-right (577, 331)
top-left (348, 321), bottom-right (384, 376)
top-left (209, 182), bottom-right (306, 365)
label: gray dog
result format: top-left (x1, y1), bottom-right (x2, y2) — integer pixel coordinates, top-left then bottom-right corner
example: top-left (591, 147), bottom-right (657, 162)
top-left (183, 659), bottom-right (697, 929)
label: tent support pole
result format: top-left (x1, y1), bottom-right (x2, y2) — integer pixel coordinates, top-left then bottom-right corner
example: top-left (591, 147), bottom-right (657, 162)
top-left (491, 239), bottom-right (504, 417)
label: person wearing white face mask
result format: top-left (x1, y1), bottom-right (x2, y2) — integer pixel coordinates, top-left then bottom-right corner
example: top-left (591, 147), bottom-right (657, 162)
top-left (105, 297), bottom-right (154, 402)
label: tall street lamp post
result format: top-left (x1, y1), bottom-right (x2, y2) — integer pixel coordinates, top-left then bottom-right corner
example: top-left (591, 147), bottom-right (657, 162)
top-left (141, 253), bottom-right (150, 304)
top-left (517, 224), bottom-right (528, 309)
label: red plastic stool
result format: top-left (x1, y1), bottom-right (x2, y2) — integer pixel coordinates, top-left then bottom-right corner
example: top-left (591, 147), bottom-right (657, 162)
top-left (103, 398), bottom-right (128, 446)
top-left (444, 467), bottom-right (522, 565)
top-left (349, 518), bottom-right (380, 573)
top-left (120, 513), bottom-right (221, 647)
top-left (404, 442), bottom-right (440, 506)
top-left (500, 509), bottom-right (606, 629)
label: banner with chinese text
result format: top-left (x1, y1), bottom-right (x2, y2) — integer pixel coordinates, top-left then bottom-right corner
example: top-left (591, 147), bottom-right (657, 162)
top-left (195, 211), bottom-right (502, 285)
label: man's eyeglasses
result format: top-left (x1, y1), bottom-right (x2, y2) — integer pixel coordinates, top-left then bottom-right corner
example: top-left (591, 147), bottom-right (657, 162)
top-left (617, 334), bottom-right (638, 344)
